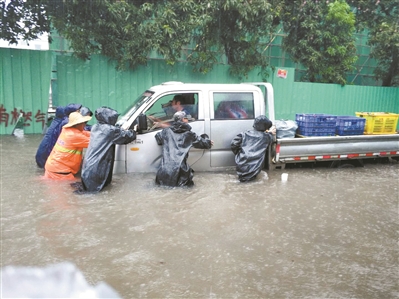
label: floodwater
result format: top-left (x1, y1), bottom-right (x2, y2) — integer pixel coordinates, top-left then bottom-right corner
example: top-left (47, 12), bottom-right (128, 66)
top-left (1, 134), bottom-right (398, 299)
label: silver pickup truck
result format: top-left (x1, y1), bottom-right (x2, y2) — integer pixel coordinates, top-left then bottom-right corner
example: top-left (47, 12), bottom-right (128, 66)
top-left (114, 81), bottom-right (274, 173)
top-left (114, 81), bottom-right (399, 173)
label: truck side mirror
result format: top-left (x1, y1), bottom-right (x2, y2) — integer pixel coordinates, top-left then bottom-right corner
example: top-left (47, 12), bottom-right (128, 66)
top-left (137, 113), bottom-right (148, 132)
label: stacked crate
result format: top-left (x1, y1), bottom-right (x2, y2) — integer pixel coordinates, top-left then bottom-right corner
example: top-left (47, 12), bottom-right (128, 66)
top-left (296, 114), bottom-right (337, 137)
top-left (355, 112), bottom-right (399, 135)
top-left (335, 116), bottom-right (366, 136)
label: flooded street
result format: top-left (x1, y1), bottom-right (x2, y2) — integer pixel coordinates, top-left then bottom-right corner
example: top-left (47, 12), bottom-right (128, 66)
top-left (1, 134), bottom-right (398, 298)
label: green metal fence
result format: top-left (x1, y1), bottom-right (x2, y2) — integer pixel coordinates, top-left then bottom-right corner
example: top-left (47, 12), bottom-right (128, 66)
top-left (50, 28), bottom-right (380, 86)
top-left (269, 68), bottom-right (399, 120)
top-left (0, 48), bottom-right (52, 135)
top-left (54, 54), bottom-right (399, 128)
top-left (1, 48), bottom-right (398, 135)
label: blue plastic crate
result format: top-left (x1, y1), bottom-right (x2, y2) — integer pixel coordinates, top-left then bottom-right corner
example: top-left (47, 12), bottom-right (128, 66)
top-left (336, 128), bottom-right (364, 136)
top-left (298, 127), bottom-right (336, 137)
top-left (296, 113), bottom-right (337, 124)
top-left (335, 116), bottom-right (366, 136)
top-left (296, 114), bottom-right (337, 136)
top-left (297, 120), bottom-right (336, 128)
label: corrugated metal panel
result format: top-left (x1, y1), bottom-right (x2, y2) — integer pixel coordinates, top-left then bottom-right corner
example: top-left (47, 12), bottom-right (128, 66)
top-left (269, 67), bottom-right (399, 121)
top-left (0, 48), bottom-right (52, 135)
top-left (55, 55), bottom-right (256, 122)
top-left (1, 50), bottom-right (398, 135)
top-left (56, 55), bottom-right (152, 117)
top-left (55, 55), bottom-right (399, 130)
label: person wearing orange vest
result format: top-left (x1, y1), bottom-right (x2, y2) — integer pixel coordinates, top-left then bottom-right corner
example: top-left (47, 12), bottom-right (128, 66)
top-left (44, 112), bottom-right (92, 180)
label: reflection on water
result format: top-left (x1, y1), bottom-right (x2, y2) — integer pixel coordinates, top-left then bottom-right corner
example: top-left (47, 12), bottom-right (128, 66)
top-left (1, 134), bottom-right (398, 298)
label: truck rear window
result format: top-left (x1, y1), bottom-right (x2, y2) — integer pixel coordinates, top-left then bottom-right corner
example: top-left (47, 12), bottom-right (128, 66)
top-left (213, 92), bottom-right (254, 119)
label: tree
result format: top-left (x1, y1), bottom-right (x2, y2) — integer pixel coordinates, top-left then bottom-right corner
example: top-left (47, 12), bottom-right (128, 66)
top-left (279, 0), bottom-right (358, 85)
top-left (3, 0), bottom-right (394, 86)
top-left (1, 0), bottom-right (278, 79)
top-left (368, 22), bottom-right (399, 87)
top-left (0, 0), bottom-right (50, 44)
top-left (186, 0), bottom-right (278, 78)
top-left (348, 0), bottom-right (399, 86)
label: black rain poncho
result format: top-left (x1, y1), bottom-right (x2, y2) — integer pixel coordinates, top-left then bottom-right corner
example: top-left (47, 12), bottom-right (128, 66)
top-left (231, 115), bottom-right (274, 182)
top-left (35, 106), bottom-right (65, 168)
top-left (155, 121), bottom-right (212, 187)
top-left (81, 107), bottom-right (136, 192)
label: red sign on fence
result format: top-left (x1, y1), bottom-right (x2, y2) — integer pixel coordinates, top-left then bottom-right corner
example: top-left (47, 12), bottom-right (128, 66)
top-left (277, 69), bottom-right (288, 79)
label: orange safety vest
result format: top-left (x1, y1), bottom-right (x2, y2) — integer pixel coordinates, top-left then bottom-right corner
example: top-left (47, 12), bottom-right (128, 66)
top-left (44, 127), bottom-right (90, 180)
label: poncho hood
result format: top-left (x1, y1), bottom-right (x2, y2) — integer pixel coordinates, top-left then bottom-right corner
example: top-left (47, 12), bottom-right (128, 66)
top-left (95, 107), bottom-right (119, 125)
top-left (253, 115), bottom-right (272, 131)
top-left (64, 103), bottom-right (82, 116)
top-left (170, 121), bottom-right (191, 133)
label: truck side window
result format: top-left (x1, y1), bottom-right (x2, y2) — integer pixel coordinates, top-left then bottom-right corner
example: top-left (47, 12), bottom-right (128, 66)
top-left (146, 95), bottom-right (174, 121)
top-left (180, 93), bottom-right (198, 120)
top-left (214, 92), bottom-right (254, 119)
top-left (144, 93), bottom-right (199, 131)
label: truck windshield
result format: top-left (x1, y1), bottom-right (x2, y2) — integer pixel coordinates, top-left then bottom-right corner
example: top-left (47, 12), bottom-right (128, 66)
top-left (116, 91), bottom-right (154, 126)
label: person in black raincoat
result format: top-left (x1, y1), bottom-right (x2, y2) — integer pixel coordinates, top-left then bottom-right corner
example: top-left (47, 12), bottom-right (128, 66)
top-left (231, 115), bottom-right (276, 182)
top-left (155, 111), bottom-right (213, 187)
top-left (79, 106), bottom-right (137, 192)
top-left (35, 106), bottom-right (65, 168)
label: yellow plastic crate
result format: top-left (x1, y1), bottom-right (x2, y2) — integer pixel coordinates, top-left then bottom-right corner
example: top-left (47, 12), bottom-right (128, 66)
top-left (355, 112), bottom-right (399, 134)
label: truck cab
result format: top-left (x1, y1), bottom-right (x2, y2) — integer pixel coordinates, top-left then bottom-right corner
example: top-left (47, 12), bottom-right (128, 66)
top-left (114, 82), bottom-right (274, 173)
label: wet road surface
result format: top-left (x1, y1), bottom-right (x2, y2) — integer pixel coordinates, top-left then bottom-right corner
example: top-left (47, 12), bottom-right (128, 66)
top-left (1, 134), bottom-right (398, 298)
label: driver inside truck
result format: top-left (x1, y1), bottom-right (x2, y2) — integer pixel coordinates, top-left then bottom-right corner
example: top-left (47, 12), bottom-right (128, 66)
top-left (149, 94), bottom-right (196, 129)
top-left (163, 95), bottom-right (191, 117)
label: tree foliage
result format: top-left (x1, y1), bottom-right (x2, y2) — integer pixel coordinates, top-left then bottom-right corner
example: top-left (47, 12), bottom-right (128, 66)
top-left (348, 0), bottom-right (399, 86)
top-left (367, 22), bottom-right (399, 87)
top-left (185, 0), bottom-right (277, 78)
top-left (1, 0), bottom-right (50, 44)
top-left (1, 0), bottom-right (278, 79)
top-left (279, 0), bottom-right (357, 85)
top-left (1, 0), bottom-right (398, 85)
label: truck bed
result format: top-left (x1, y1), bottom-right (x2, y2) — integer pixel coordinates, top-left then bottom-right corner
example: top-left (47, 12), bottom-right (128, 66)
top-left (273, 134), bottom-right (399, 167)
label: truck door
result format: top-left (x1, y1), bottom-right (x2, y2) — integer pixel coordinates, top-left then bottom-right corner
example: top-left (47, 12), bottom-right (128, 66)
top-left (210, 91), bottom-right (255, 167)
top-left (125, 92), bottom-right (207, 173)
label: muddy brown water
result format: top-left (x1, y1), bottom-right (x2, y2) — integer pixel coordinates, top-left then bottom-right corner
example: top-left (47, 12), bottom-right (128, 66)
top-left (1, 134), bottom-right (398, 298)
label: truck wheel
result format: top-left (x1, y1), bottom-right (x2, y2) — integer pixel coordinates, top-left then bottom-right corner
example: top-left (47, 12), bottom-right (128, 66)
top-left (330, 160), bottom-right (364, 168)
top-left (338, 163), bottom-right (355, 168)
